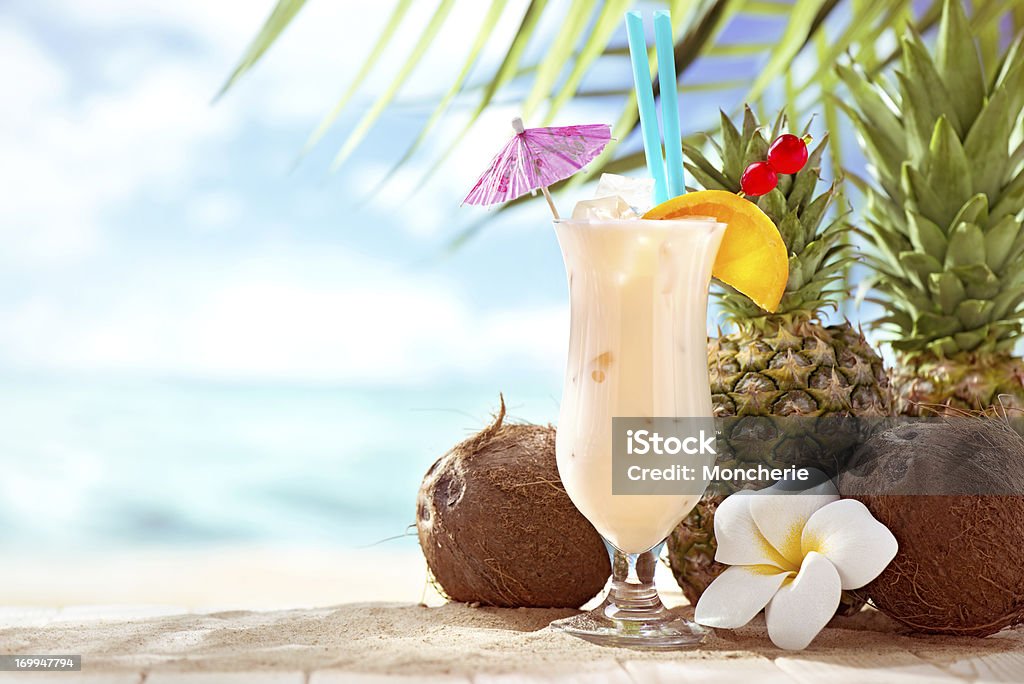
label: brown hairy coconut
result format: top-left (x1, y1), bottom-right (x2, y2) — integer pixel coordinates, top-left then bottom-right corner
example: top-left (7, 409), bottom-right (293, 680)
top-left (416, 396), bottom-right (610, 608)
top-left (838, 418), bottom-right (1024, 636)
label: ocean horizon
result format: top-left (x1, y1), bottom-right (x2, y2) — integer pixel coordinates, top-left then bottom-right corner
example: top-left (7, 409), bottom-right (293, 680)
top-left (0, 371), bottom-right (562, 553)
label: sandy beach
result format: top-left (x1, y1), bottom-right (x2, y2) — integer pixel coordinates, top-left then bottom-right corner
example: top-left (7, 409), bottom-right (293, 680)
top-left (1, 601), bottom-right (1022, 681)
top-left (1, 548), bottom-right (1022, 681)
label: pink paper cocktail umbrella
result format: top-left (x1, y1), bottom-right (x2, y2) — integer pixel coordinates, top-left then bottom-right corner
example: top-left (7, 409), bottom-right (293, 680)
top-left (463, 118), bottom-right (612, 219)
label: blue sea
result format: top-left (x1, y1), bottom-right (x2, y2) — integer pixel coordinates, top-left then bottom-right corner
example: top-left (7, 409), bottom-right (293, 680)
top-left (0, 373), bottom-right (560, 552)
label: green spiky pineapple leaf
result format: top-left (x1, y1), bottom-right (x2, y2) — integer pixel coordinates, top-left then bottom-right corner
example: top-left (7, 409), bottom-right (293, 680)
top-left (844, 0), bottom-right (1024, 363)
top-left (906, 211), bottom-right (946, 261)
top-left (924, 116), bottom-right (973, 223)
top-left (934, 0), bottom-right (985, 129)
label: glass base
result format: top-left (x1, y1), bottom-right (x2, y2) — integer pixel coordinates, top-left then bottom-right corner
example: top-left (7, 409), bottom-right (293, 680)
top-left (551, 601), bottom-right (707, 650)
top-left (550, 541), bottom-right (708, 650)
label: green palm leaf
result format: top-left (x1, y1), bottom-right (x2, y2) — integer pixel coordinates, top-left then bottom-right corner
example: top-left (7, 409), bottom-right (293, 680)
top-left (543, 0), bottom-right (633, 124)
top-left (521, 0), bottom-right (594, 120)
top-left (747, 0), bottom-right (831, 101)
top-left (301, 0), bottom-right (414, 157)
top-left (467, 0), bottom-right (550, 127)
top-left (744, 1), bottom-right (796, 14)
top-left (330, 0), bottom-right (456, 171)
top-left (404, 0), bottom-right (550, 196)
top-left (365, 0), bottom-right (508, 196)
top-left (702, 42), bottom-right (777, 56)
top-left (798, 0), bottom-right (893, 100)
top-left (214, 0), bottom-right (307, 101)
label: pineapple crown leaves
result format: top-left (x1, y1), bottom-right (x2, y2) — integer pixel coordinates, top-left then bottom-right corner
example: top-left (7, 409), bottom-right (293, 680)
top-left (683, 106), bottom-right (852, 326)
top-left (838, 0), bottom-right (1024, 359)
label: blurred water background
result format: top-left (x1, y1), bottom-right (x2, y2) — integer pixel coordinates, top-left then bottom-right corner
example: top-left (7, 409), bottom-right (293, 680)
top-left (0, 373), bottom-right (559, 551)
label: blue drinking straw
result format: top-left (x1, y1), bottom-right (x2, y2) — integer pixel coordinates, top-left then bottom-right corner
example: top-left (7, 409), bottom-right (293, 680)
top-left (625, 11), bottom-right (669, 205)
top-left (654, 10), bottom-right (685, 198)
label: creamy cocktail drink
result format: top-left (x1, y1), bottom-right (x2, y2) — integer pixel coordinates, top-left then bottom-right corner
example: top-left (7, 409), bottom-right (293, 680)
top-left (550, 215), bottom-right (725, 649)
top-left (555, 217), bottom-right (724, 552)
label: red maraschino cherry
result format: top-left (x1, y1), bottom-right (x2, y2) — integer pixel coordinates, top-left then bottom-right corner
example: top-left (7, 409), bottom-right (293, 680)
top-left (767, 134), bottom-right (810, 174)
top-left (741, 161), bottom-right (778, 196)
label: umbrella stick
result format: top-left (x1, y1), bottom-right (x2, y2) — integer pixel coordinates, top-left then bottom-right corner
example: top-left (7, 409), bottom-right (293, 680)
top-left (540, 186), bottom-right (561, 220)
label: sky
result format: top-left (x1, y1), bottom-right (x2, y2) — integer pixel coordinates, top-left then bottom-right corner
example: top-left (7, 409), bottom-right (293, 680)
top-left (0, 0), bottom-right (610, 388)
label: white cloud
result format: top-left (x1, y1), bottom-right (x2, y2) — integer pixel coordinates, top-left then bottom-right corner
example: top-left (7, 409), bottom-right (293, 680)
top-left (0, 20), bottom-right (240, 266)
top-left (0, 22), bottom-right (66, 116)
top-left (0, 248), bottom-right (567, 383)
top-left (186, 192), bottom-right (246, 232)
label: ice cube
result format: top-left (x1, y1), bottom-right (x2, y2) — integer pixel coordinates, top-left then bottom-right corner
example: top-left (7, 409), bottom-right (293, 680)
top-left (594, 174), bottom-right (656, 213)
top-left (571, 195), bottom-right (639, 221)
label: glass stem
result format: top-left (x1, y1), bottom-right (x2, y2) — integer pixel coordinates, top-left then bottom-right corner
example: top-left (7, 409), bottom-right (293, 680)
top-left (600, 541), bottom-right (671, 621)
top-left (549, 536), bottom-right (706, 647)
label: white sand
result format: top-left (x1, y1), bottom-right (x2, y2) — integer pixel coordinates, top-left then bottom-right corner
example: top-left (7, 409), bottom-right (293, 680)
top-left (0, 602), bottom-right (1021, 678)
top-left (1, 547), bottom-right (1021, 678)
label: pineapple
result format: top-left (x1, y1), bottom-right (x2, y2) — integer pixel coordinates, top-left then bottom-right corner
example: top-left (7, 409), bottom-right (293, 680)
top-left (666, 107), bottom-right (894, 604)
top-left (837, 0), bottom-right (1024, 415)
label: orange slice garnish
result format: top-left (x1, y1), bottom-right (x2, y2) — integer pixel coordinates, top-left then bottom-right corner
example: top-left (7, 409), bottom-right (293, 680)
top-left (643, 190), bottom-right (788, 312)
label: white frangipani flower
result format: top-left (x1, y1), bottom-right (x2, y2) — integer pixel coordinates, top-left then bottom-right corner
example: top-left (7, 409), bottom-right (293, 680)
top-left (694, 478), bottom-right (898, 650)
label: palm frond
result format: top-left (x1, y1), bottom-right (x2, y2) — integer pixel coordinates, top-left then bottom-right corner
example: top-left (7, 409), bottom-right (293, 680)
top-left (300, 0), bottom-right (414, 157)
top-left (672, 0), bottom-right (745, 73)
top-left (863, 0), bottom-right (943, 76)
top-left (747, 0), bottom-right (832, 102)
top-left (521, 0), bottom-right (594, 120)
top-left (329, 0), bottom-right (457, 171)
top-left (365, 0), bottom-right (508, 197)
top-left (798, 0), bottom-right (892, 97)
top-left (214, 0), bottom-right (307, 101)
top-left (543, 0), bottom-right (633, 124)
top-left (702, 42), bottom-right (777, 57)
top-left (744, 1), bottom-right (796, 15)
top-left (467, 0), bottom-right (551, 126)
top-left (404, 0), bottom-right (551, 196)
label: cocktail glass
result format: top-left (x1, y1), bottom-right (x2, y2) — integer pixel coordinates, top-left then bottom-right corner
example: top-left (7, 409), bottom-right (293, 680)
top-left (550, 217), bottom-right (726, 649)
